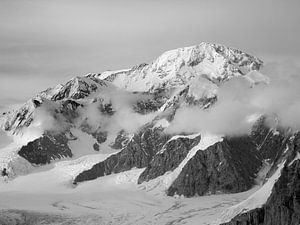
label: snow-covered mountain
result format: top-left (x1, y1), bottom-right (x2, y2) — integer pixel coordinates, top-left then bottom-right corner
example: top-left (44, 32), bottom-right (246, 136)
top-left (0, 42), bottom-right (263, 136)
top-left (95, 42), bottom-right (263, 92)
top-left (0, 42), bottom-right (299, 225)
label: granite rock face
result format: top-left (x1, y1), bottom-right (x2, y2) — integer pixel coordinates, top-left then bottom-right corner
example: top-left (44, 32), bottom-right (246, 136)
top-left (222, 160), bottom-right (300, 225)
top-left (221, 208), bottom-right (265, 225)
top-left (133, 92), bottom-right (167, 114)
top-left (74, 126), bottom-right (171, 183)
top-left (251, 116), bottom-right (287, 163)
top-left (221, 134), bottom-right (300, 225)
top-left (167, 137), bottom-right (262, 197)
top-left (138, 135), bottom-right (201, 184)
top-left (18, 133), bottom-right (72, 165)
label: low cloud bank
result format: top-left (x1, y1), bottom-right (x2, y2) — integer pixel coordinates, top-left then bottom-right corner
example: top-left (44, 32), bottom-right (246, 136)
top-left (167, 60), bottom-right (300, 136)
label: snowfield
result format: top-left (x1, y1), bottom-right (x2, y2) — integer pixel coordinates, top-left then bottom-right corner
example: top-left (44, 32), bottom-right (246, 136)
top-left (0, 165), bottom-right (258, 225)
top-left (0, 133), bottom-right (260, 225)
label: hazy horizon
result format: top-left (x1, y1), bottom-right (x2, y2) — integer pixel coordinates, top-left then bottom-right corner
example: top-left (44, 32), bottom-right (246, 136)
top-left (1, 0), bottom-right (300, 110)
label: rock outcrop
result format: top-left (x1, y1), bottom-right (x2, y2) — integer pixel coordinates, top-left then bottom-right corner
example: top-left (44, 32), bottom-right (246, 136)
top-left (251, 116), bottom-right (288, 163)
top-left (74, 126), bottom-right (171, 183)
top-left (138, 135), bottom-right (201, 183)
top-left (221, 133), bottom-right (300, 225)
top-left (18, 133), bottom-right (72, 165)
top-left (167, 137), bottom-right (262, 197)
top-left (221, 160), bottom-right (300, 225)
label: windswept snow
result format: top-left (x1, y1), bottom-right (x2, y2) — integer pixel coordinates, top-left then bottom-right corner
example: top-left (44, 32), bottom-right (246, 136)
top-left (168, 133), bottom-right (201, 142)
top-left (0, 153), bottom-right (113, 193)
top-left (0, 166), bottom-right (256, 225)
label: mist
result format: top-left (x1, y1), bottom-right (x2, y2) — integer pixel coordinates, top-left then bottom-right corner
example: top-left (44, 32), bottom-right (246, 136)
top-left (167, 61), bottom-right (300, 136)
top-left (77, 89), bottom-right (158, 143)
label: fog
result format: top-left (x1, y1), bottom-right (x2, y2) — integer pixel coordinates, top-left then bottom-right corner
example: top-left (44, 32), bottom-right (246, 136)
top-left (76, 89), bottom-right (158, 143)
top-left (167, 61), bottom-right (300, 135)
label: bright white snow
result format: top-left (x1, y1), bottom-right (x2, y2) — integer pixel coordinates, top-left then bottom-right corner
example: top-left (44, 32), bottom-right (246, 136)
top-left (0, 166), bottom-right (256, 225)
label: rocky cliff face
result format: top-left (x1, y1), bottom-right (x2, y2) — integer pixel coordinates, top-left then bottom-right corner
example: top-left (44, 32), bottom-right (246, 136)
top-left (167, 137), bottom-right (262, 197)
top-left (138, 135), bottom-right (201, 184)
top-left (18, 132), bottom-right (72, 165)
top-left (251, 116), bottom-right (288, 163)
top-left (74, 125), bottom-right (171, 183)
top-left (221, 133), bottom-right (300, 225)
top-left (74, 130), bottom-right (265, 198)
top-left (221, 160), bottom-right (300, 225)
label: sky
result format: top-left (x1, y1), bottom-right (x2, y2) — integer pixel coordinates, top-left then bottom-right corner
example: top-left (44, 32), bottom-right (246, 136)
top-left (0, 0), bottom-right (300, 110)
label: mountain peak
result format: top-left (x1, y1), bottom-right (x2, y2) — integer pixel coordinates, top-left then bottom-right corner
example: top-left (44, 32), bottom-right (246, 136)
top-left (1, 42), bottom-right (264, 135)
top-left (95, 42), bottom-right (263, 92)
top-left (39, 76), bottom-right (108, 101)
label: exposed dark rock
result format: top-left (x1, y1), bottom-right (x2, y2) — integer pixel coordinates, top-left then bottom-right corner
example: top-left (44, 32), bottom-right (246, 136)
top-left (100, 103), bottom-right (114, 115)
top-left (133, 99), bottom-right (164, 114)
top-left (91, 131), bottom-right (107, 145)
top-left (50, 77), bottom-right (106, 101)
top-left (167, 136), bottom-right (262, 197)
top-left (80, 123), bottom-right (108, 145)
top-left (32, 99), bottom-right (42, 107)
top-left (251, 116), bottom-right (287, 162)
top-left (221, 134), bottom-right (300, 225)
top-left (110, 130), bottom-right (131, 150)
top-left (93, 143), bottom-right (100, 151)
top-left (222, 160), bottom-right (300, 225)
top-left (138, 135), bottom-right (201, 184)
top-left (18, 133), bottom-right (72, 165)
top-left (59, 99), bottom-right (81, 121)
top-left (221, 208), bottom-right (265, 225)
top-left (73, 126), bottom-right (171, 183)
top-left (133, 92), bottom-right (167, 114)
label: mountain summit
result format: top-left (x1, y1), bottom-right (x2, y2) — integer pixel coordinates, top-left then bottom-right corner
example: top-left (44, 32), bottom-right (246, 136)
top-left (95, 42), bottom-right (263, 92)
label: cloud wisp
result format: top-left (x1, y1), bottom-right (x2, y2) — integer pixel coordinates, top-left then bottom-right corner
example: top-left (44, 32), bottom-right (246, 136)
top-left (167, 61), bottom-right (300, 136)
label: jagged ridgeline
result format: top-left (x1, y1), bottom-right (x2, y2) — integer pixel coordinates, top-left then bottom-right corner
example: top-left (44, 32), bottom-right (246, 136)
top-left (0, 42), bottom-right (299, 224)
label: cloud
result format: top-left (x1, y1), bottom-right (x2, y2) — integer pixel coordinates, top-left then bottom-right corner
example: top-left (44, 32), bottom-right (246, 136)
top-left (167, 61), bottom-right (300, 136)
top-left (28, 100), bottom-right (70, 135)
top-left (77, 89), bottom-right (158, 141)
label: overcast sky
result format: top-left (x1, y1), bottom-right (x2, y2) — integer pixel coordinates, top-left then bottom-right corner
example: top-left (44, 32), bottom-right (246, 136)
top-left (0, 0), bottom-right (300, 110)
